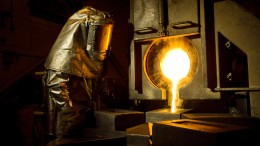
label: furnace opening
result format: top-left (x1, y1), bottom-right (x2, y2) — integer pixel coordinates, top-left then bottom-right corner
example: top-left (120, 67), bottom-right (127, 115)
top-left (144, 36), bottom-right (198, 112)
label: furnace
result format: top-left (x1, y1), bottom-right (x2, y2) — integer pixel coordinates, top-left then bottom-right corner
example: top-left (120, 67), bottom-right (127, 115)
top-left (125, 1), bottom-right (260, 145)
top-left (129, 0), bottom-right (221, 112)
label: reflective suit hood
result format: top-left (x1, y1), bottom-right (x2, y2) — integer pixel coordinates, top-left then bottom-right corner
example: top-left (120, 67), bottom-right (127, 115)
top-left (44, 6), bottom-right (114, 78)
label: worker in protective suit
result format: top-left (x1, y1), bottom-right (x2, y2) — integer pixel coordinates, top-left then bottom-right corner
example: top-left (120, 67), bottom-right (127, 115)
top-left (42, 6), bottom-right (114, 138)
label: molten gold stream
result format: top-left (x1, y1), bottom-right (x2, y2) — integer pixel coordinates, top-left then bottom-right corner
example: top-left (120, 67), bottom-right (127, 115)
top-left (160, 49), bottom-right (190, 112)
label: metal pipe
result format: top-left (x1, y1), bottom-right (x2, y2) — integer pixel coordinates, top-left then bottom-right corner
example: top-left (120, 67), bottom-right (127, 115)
top-left (158, 0), bottom-right (168, 36)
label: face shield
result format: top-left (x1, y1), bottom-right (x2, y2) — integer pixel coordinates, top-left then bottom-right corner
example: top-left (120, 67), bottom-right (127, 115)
top-left (86, 20), bottom-right (114, 62)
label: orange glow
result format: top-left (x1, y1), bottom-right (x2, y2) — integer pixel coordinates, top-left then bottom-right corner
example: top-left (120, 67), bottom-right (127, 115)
top-left (160, 49), bottom-right (190, 112)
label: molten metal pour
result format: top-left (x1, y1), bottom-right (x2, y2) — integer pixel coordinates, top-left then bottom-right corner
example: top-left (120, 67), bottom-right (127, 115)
top-left (160, 49), bottom-right (190, 112)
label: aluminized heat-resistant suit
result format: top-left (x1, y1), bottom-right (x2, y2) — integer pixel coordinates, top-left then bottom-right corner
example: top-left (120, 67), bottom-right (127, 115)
top-left (42, 6), bottom-right (114, 138)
